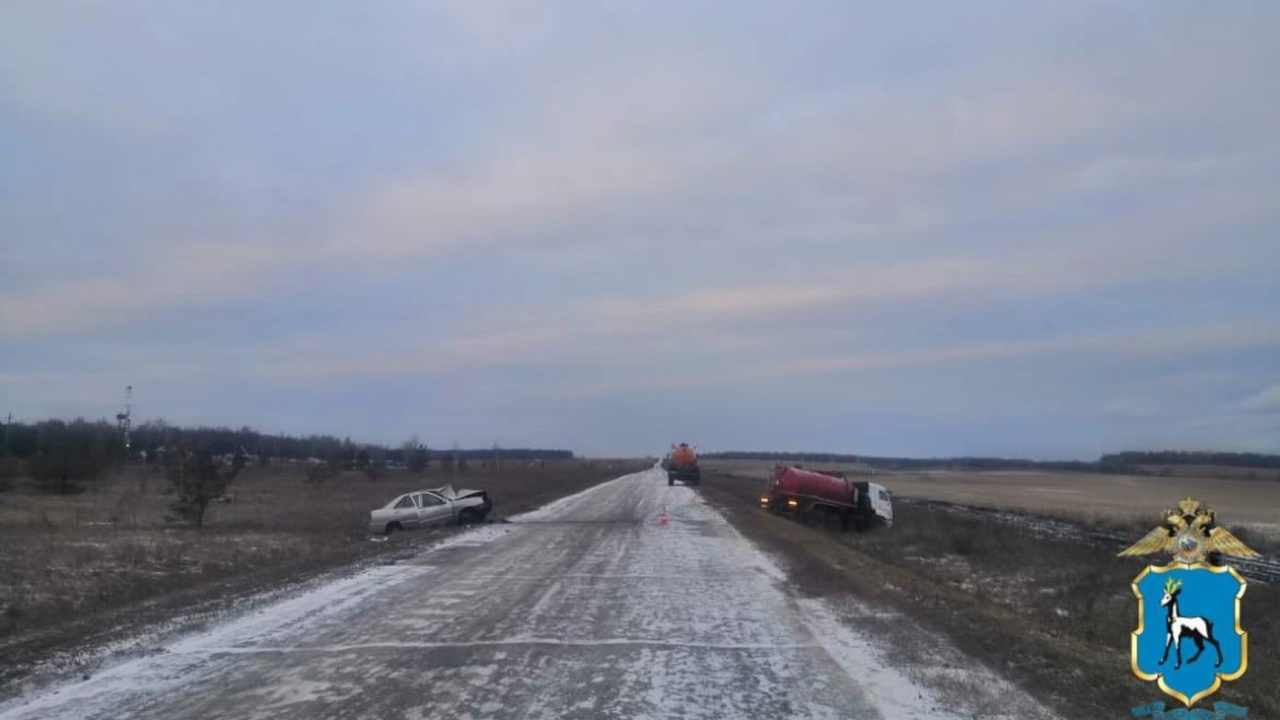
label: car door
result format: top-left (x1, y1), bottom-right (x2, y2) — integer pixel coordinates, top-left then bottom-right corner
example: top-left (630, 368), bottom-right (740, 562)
top-left (391, 494), bottom-right (419, 528)
top-left (416, 492), bottom-right (451, 526)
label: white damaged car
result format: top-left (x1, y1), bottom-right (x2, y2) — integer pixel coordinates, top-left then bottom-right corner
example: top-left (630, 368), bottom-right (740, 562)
top-left (369, 485), bottom-right (492, 535)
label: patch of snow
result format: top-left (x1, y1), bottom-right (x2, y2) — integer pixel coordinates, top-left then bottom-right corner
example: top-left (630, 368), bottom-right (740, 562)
top-left (0, 563), bottom-right (436, 719)
top-left (184, 638), bottom-right (818, 654)
top-left (797, 600), bottom-right (967, 720)
top-left (507, 469), bottom-right (647, 522)
top-left (802, 596), bottom-right (1063, 720)
top-left (424, 524), bottom-right (515, 550)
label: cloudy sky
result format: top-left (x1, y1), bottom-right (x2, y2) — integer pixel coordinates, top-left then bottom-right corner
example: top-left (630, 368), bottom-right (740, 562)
top-left (2, 2), bottom-right (1278, 458)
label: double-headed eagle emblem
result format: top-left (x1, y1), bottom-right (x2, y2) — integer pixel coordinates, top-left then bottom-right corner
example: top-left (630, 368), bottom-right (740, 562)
top-left (1118, 497), bottom-right (1259, 564)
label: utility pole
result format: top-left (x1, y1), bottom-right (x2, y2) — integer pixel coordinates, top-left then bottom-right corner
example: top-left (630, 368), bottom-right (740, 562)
top-left (3, 412), bottom-right (11, 457)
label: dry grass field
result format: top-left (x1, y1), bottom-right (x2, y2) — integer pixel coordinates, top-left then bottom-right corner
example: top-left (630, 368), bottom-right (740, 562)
top-left (1137, 464), bottom-right (1280, 481)
top-left (0, 459), bottom-right (645, 688)
top-left (705, 459), bottom-right (1280, 537)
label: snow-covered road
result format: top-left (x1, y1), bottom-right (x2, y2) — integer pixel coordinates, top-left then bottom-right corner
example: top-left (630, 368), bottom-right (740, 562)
top-left (0, 468), bottom-right (976, 719)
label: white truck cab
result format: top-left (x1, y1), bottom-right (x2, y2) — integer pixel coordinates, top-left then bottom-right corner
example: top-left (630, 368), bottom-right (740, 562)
top-left (865, 481), bottom-right (893, 528)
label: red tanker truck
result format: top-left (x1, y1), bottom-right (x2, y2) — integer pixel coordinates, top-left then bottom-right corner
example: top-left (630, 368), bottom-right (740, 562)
top-left (759, 465), bottom-right (893, 530)
top-left (663, 443), bottom-right (700, 486)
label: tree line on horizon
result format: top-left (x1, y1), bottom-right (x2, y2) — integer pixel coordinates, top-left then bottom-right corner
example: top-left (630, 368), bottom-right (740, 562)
top-left (0, 417), bottom-right (575, 497)
top-left (1, 417), bottom-right (574, 464)
top-left (1095, 450), bottom-right (1280, 469)
top-left (702, 449), bottom-right (1280, 472)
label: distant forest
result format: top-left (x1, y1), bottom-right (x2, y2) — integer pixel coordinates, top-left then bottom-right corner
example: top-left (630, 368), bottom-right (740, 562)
top-left (4, 417), bottom-right (1276, 473)
top-left (1096, 450), bottom-right (1280, 470)
top-left (0, 418), bottom-right (574, 465)
top-left (703, 450), bottom-right (1280, 473)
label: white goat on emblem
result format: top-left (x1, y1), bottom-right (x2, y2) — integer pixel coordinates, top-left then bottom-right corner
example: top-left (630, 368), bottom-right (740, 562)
top-left (1158, 577), bottom-right (1223, 670)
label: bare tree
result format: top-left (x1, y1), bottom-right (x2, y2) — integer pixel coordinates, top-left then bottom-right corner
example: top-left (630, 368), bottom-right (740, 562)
top-left (365, 456), bottom-right (387, 482)
top-left (166, 449), bottom-right (244, 528)
top-left (402, 435), bottom-right (418, 468)
top-left (404, 435), bottom-right (428, 474)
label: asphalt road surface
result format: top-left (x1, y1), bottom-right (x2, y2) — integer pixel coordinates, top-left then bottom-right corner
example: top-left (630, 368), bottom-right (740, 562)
top-left (1, 468), bottom-right (962, 720)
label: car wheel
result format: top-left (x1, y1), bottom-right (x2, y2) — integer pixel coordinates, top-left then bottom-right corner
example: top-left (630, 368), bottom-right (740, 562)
top-left (457, 509), bottom-right (478, 526)
top-left (385, 522), bottom-right (404, 535)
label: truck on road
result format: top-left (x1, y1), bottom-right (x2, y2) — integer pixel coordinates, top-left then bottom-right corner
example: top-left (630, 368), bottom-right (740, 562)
top-left (663, 443), bottom-right (701, 486)
top-left (759, 465), bottom-right (892, 530)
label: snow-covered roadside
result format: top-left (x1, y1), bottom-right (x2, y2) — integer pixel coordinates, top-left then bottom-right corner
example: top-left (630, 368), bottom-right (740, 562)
top-left (0, 471), bottom-right (647, 708)
top-left (0, 563), bottom-right (428, 718)
top-left (692, 489), bottom-right (1064, 720)
top-left (0, 475), bottom-right (644, 719)
top-left (797, 599), bottom-right (1062, 720)
top-left (1, 525), bottom-right (480, 702)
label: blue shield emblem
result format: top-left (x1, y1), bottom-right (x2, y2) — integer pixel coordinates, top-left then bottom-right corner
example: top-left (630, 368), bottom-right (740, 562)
top-left (1131, 565), bottom-right (1247, 706)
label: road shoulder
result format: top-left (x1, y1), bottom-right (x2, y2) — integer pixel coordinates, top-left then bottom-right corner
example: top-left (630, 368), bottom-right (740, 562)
top-left (699, 474), bottom-right (1073, 720)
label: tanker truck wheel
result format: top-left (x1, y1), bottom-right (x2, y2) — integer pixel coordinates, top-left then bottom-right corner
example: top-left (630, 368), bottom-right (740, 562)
top-left (821, 508), bottom-right (837, 531)
top-left (804, 504), bottom-right (825, 528)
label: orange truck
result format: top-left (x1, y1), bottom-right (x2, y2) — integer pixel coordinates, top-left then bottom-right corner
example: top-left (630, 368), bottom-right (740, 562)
top-left (663, 443), bottom-right (700, 486)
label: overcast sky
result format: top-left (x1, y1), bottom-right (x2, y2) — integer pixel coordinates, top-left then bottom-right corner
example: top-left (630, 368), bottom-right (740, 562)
top-left (2, 2), bottom-right (1278, 458)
